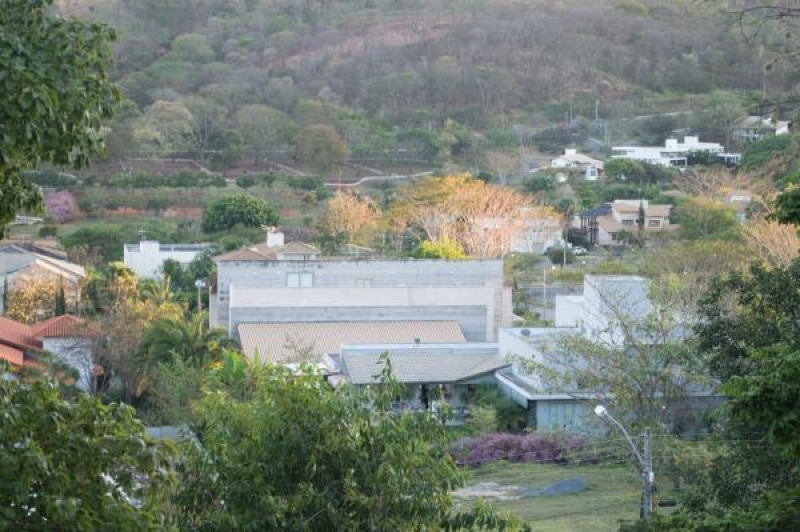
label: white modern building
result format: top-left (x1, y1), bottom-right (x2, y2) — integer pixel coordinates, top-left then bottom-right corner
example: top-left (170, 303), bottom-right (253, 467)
top-left (611, 136), bottom-right (735, 167)
top-left (123, 240), bottom-right (212, 279)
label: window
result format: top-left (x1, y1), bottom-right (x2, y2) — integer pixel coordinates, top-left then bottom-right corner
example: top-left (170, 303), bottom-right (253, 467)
top-left (287, 272), bottom-right (313, 288)
top-left (648, 219), bottom-right (661, 228)
top-left (621, 219), bottom-right (635, 226)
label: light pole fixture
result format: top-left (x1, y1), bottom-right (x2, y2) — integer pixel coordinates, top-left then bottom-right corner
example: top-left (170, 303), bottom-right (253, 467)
top-left (194, 278), bottom-right (206, 313)
top-left (595, 405), bottom-right (654, 519)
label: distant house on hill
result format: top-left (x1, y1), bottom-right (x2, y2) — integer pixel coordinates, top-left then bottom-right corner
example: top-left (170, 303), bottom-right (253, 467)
top-left (612, 136), bottom-right (739, 167)
top-left (550, 149), bottom-right (604, 181)
top-left (573, 200), bottom-right (677, 246)
top-left (731, 115), bottom-right (792, 143)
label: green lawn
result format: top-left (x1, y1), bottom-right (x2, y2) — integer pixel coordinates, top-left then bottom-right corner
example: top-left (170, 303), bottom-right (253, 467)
top-left (455, 462), bottom-right (644, 531)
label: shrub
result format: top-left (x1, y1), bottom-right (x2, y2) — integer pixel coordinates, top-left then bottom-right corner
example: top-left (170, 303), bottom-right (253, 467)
top-left (201, 194), bottom-right (279, 234)
top-left (451, 432), bottom-right (587, 468)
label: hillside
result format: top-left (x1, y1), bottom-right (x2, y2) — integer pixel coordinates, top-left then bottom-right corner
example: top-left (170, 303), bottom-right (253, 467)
top-left (58, 0), bottom-right (798, 176)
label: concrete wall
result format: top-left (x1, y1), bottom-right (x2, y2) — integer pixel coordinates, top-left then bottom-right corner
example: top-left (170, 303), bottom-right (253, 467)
top-left (124, 241), bottom-right (208, 279)
top-left (214, 259), bottom-right (508, 341)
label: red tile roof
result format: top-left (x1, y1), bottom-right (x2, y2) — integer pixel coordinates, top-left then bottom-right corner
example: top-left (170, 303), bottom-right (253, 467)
top-left (0, 316), bottom-right (36, 350)
top-left (0, 343), bottom-right (24, 366)
top-left (31, 315), bottom-right (99, 339)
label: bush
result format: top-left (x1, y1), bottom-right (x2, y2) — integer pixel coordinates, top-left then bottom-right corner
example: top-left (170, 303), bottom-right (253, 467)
top-left (38, 225), bottom-right (57, 238)
top-left (451, 432), bottom-right (587, 467)
top-left (201, 194), bottom-right (279, 234)
top-left (546, 247), bottom-right (575, 265)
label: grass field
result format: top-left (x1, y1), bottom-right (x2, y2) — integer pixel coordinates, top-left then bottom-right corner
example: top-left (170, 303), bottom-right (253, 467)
top-left (455, 462), bottom-right (644, 531)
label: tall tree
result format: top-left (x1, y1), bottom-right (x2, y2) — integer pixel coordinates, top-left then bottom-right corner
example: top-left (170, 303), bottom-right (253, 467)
top-left (174, 354), bottom-right (528, 531)
top-left (0, 377), bottom-right (175, 529)
top-left (0, 0), bottom-right (119, 230)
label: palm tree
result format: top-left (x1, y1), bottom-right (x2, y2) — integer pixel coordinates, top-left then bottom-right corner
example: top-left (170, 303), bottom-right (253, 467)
top-left (137, 311), bottom-right (234, 369)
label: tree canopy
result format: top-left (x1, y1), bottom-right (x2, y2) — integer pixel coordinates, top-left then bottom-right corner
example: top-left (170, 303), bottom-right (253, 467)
top-left (201, 193), bottom-right (279, 233)
top-left (0, 377), bottom-right (175, 530)
top-left (0, 0), bottom-right (119, 229)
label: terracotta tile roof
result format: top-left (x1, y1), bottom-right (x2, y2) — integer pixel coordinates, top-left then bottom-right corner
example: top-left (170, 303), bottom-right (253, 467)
top-left (0, 316), bottom-right (36, 350)
top-left (238, 321), bottom-right (466, 363)
top-left (0, 343), bottom-right (24, 366)
top-left (31, 315), bottom-right (99, 339)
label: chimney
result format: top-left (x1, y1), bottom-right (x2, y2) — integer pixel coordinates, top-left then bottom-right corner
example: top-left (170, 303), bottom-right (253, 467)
top-left (266, 227), bottom-right (284, 248)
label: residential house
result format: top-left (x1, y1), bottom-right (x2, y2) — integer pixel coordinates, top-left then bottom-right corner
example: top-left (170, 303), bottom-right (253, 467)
top-left (0, 243), bottom-right (85, 313)
top-left (0, 314), bottom-right (99, 391)
top-left (325, 342), bottom-right (510, 421)
top-left (211, 232), bottom-right (511, 345)
top-left (731, 115), bottom-right (792, 143)
top-left (611, 136), bottom-right (737, 167)
top-left (573, 200), bottom-right (677, 246)
top-left (123, 240), bottom-right (213, 279)
top-left (497, 275), bottom-right (714, 432)
top-left (551, 149), bottom-right (604, 181)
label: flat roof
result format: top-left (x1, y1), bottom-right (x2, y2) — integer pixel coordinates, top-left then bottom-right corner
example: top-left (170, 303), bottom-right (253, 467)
top-left (238, 320), bottom-right (467, 363)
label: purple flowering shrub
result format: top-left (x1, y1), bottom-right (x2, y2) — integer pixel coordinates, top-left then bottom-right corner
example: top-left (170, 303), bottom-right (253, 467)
top-left (45, 191), bottom-right (76, 223)
top-left (451, 432), bottom-right (593, 468)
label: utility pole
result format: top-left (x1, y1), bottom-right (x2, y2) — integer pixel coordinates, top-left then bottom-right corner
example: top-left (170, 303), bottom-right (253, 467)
top-left (595, 405), bottom-right (655, 521)
top-left (642, 427), bottom-right (654, 519)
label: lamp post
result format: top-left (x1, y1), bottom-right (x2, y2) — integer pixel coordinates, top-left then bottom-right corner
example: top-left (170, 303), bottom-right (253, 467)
top-left (194, 278), bottom-right (206, 313)
top-left (594, 405), bottom-right (654, 519)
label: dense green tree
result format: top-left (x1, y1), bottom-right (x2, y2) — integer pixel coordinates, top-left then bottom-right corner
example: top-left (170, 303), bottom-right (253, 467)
top-left (60, 225), bottom-right (128, 264)
top-left (174, 354), bottom-right (527, 530)
top-left (0, 0), bottom-right (119, 230)
top-left (201, 194), bottom-right (279, 233)
top-left (603, 158), bottom-right (645, 182)
top-left (294, 124), bottom-right (350, 171)
top-left (0, 377), bottom-right (175, 530)
top-left (138, 312), bottom-right (233, 369)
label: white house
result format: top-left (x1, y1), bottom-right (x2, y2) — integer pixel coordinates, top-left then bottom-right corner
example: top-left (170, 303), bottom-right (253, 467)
top-left (551, 149), bottom-right (604, 181)
top-left (611, 136), bottom-right (729, 167)
top-left (732, 115), bottom-right (792, 143)
top-left (123, 240), bottom-right (213, 279)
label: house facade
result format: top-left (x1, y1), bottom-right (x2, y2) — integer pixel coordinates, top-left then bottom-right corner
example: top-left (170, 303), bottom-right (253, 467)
top-left (611, 136), bottom-right (733, 167)
top-left (123, 240), bottom-right (212, 279)
top-left (211, 236), bottom-right (511, 343)
top-left (0, 244), bottom-right (85, 313)
top-left (574, 200), bottom-right (676, 246)
top-left (551, 149), bottom-right (604, 181)
top-left (732, 115), bottom-right (792, 143)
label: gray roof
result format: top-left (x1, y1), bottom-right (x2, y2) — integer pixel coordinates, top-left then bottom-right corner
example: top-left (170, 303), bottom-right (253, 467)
top-left (340, 346), bottom-right (510, 385)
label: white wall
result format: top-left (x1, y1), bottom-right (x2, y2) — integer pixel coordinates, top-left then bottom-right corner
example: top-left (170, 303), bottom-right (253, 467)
top-left (124, 241), bottom-right (208, 279)
top-left (43, 337), bottom-right (93, 392)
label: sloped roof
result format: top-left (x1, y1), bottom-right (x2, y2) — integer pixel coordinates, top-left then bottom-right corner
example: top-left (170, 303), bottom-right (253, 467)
top-left (238, 321), bottom-right (466, 363)
top-left (0, 343), bottom-right (24, 366)
top-left (278, 242), bottom-right (320, 254)
top-left (0, 316), bottom-right (36, 350)
top-left (31, 315), bottom-right (99, 339)
top-left (341, 350), bottom-right (510, 385)
top-left (215, 241), bottom-right (321, 262)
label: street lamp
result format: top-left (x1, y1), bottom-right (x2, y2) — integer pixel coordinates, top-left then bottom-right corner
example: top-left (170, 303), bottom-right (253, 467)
top-left (194, 278), bottom-right (206, 313)
top-left (594, 405), bottom-right (654, 519)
